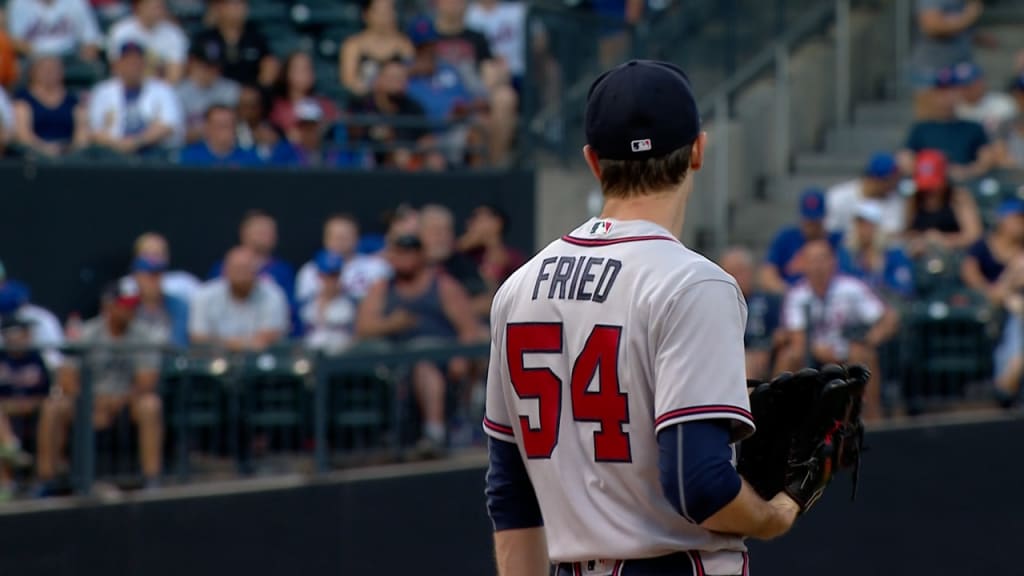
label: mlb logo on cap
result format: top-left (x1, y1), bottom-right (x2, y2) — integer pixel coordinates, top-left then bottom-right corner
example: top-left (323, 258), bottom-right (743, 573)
top-left (631, 139), bottom-right (652, 153)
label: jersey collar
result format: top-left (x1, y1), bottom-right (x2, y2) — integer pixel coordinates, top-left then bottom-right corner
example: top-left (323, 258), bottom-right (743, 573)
top-left (561, 218), bottom-right (680, 247)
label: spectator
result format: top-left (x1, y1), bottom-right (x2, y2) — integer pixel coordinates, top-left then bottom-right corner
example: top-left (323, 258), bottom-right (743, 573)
top-left (339, 0), bottom-right (414, 98)
top-left (36, 283), bottom-right (164, 489)
top-left (12, 55), bottom-right (88, 157)
top-left (905, 149), bottom-right (981, 257)
top-left (0, 85), bottom-right (13, 152)
top-left (899, 71), bottom-right (995, 181)
top-left (719, 247), bottom-right (784, 382)
top-left (191, 246), bottom-right (288, 350)
top-left (909, 0), bottom-right (980, 114)
top-left (0, 315), bottom-right (44, 500)
top-left (88, 41), bottom-right (184, 155)
top-left (209, 210), bottom-right (295, 303)
top-left (421, 0), bottom-right (517, 165)
top-left (286, 98), bottom-right (366, 168)
top-left (300, 250), bottom-right (357, 355)
top-left (844, 201), bottom-right (915, 298)
top-left (295, 213), bottom-right (391, 303)
top-left (179, 105), bottom-right (260, 166)
top-left (825, 152), bottom-right (904, 240)
top-left (191, 0), bottom-right (277, 88)
top-left (465, 0), bottom-right (527, 89)
top-left (177, 43), bottom-right (241, 143)
top-left (236, 87), bottom-right (296, 165)
top-left (591, 0), bottom-right (644, 68)
top-left (760, 188), bottom-right (851, 294)
top-left (420, 204), bottom-right (486, 302)
top-left (457, 203), bottom-right (525, 288)
top-left (7, 0), bottom-right (102, 60)
top-left (356, 234), bottom-right (480, 455)
top-left (0, 10), bottom-right (19, 89)
top-left (126, 256), bottom-right (189, 347)
top-left (995, 74), bottom-right (1024, 169)
top-left (349, 58), bottom-right (444, 171)
top-left (0, 269), bottom-right (64, 371)
top-left (127, 232), bottom-right (201, 303)
top-left (269, 52), bottom-right (340, 144)
top-left (954, 63), bottom-right (1017, 139)
top-left (960, 200), bottom-right (1024, 407)
top-left (778, 240), bottom-right (898, 420)
top-left (107, 0), bottom-right (188, 84)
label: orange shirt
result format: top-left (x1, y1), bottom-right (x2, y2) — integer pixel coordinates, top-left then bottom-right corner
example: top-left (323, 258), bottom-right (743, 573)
top-left (0, 31), bottom-right (18, 88)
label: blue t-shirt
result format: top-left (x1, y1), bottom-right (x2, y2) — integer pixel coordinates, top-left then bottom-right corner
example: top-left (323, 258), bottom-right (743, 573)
top-left (765, 227), bottom-right (852, 285)
top-left (164, 294), bottom-right (191, 347)
top-left (14, 88), bottom-right (77, 143)
top-left (406, 63), bottom-right (474, 124)
top-left (0, 351), bottom-right (50, 398)
top-left (847, 247), bottom-right (915, 297)
top-left (179, 142), bottom-right (262, 167)
top-left (745, 292), bottom-right (782, 350)
top-left (905, 120), bottom-right (989, 165)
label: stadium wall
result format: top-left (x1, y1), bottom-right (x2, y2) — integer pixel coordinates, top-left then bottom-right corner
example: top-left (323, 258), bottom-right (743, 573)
top-left (1, 165), bottom-right (536, 318)
top-left (1, 415), bottom-right (1020, 576)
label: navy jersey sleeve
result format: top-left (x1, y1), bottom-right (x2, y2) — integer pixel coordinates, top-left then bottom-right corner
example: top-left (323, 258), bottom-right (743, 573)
top-left (485, 437), bottom-right (543, 531)
top-left (658, 420), bottom-right (742, 524)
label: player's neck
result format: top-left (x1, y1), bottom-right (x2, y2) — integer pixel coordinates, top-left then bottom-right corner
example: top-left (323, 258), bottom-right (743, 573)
top-left (599, 189), bottom-right (686, 238)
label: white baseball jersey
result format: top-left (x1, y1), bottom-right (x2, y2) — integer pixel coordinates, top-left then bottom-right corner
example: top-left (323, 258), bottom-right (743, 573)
top-left (107, 17), bottom-right (189, 67)
top-left (783, 275), bottom-right (885, 359)
top-left (465, 2), bottom-right (527, 77)
top-left (7, 0), bottom-right (102, 56)
top-left (484, 218), bottom-right (755, 574)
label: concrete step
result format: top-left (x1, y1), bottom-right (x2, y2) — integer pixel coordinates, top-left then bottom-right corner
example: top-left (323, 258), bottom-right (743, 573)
top-left (824, 123), bottom-right (906, 156)
top-left (853, 100), bottom-right (913, 126)
top-left (794, 152), bottom-right (869, 175)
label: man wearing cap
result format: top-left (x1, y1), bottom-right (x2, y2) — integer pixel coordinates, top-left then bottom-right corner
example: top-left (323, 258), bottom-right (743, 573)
top-left (484, 61), bottom-right (811, 576)
top-left (177, 42), bottom-right (241, 143)
top-left (899, 67), bottom-right (995, 181)
top-left (760, 188), bottom-right (851, 294)
top-left (36, 283), bottom-right (165, 490)
top-left (129, 255), bottom-right (190, 348)
top-left (106, 0), bottom-right (188, 84)
top-left (295, 214), bottom-right (391, 304)
top-left (0, 264), bottom-right (64, 371)
top-left (88, 39), bottom-right (184, 154)
top-left (299, 250), bottom-right (357, 355)
top-left (287, 97), bottom-right (367, 168)
top-left (825, 152), bottom-right (905, 240)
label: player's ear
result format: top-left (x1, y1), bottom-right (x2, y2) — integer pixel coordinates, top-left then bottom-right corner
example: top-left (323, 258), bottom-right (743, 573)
top-left (689, 132), bottom-right (707, 171)
top-left (583, 145), bottom-right (602, 181)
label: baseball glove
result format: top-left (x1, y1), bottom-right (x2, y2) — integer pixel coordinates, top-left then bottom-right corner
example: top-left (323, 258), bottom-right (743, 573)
top-left (737, 364), bottom-right (869, 513)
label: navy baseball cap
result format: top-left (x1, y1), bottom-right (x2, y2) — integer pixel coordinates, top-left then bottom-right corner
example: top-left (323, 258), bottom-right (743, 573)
top-left (314, 249), bottom-right (344, 275)
top-left (865, 152), bottom-right (898, 178)
top-left (998, 199), bottom-right (1024, 220)
top-left (132, 256), bottom-right (168, 273)
top-left (585, 60), bottom-right (700, 161)
top-left (799, 188), bottom-right (826, 221)
top-left (407, 16), bottom-right (439, 47)
top-left (0, 283), bottom-right (29, 314)
top-left (118, 41), bottom-right (145, 59)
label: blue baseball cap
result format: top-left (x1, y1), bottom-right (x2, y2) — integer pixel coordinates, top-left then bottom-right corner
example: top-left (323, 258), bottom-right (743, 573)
top-left (997, 199), bottom-right (1024, 220)
top-left (132, 256), bottom-right (168, 273)
top-left (407, 16), bottom-right (439, 47)
top-left (953, 62), bottom-right (983, 85)
top-left (0, 282), bottom-right (28, 315)
top-left (865, 152), bottom-right (898, 178)
top-left (585, 60), bottom-right (700, 161)
top-left (314, 249), bottom-right (344, 274)
top-left (799, 188), bottom-right (826, 221)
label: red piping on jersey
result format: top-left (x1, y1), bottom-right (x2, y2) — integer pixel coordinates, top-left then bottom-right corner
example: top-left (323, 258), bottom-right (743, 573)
top-left (654, 405), bottom-right (755, 427)
top-left (560, 234), bottom-right (679, 247)
top-left (688, 551), bottom-right (706, 576)
top-left (612, 560), bottom-right (623, 576)
top-left (483, 417), bottom-right (515, 436)
top-left (741, 552), bottom-right (749, 576)
top-left (573, 563), bottom-right (581, 576)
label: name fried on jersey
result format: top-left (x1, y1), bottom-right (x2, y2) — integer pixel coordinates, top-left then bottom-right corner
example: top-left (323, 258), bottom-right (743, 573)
top-left (531, 256), bottom-right (623, 302)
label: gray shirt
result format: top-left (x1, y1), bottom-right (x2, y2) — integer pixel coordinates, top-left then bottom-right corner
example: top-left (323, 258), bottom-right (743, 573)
top-left (176, 78), bottom-right (241, 130)
top-left (78, 317), bottom-right (164, 396)
top-left (189, 278), bottom-right (289, 342)
top-left (911, 0), bottom-right (974, 73)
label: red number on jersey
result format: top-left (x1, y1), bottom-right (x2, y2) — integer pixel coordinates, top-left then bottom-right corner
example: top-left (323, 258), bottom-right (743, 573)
top-left (506, 323), bottom-right (631, 461)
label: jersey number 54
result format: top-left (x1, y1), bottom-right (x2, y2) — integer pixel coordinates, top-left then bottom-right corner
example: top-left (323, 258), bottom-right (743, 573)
top-left (506, 323), bottom-right (632, 462)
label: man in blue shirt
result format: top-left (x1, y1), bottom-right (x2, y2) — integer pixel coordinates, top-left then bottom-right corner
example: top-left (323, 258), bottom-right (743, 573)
top-left (760, 188), bottom-right (851, 293)
top-left (131, 257), bottom-right (190, 348)
top-left (179, 105), bottom-right (262, 167)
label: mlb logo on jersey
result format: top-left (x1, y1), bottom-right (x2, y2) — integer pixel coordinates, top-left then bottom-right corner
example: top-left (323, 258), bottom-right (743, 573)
top-left (590, 220), bottom-right (613, 235)
top-left (630, 139), bottom-right (652, 153)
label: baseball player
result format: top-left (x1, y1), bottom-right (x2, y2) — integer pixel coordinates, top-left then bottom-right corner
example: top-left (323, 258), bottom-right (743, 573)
top-left (483, 61), bottom-right (803, 576)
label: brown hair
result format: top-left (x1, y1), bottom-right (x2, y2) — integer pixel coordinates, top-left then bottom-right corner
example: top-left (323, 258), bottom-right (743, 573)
top-left (598, 145), bottom-right (693, 198)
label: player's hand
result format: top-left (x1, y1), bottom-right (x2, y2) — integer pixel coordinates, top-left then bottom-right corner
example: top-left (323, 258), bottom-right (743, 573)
top-left (769, 492), bottom-right (800, 531)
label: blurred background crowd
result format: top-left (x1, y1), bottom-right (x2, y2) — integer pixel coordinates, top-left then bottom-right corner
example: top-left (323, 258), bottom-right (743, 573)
top-left (2, 0), bottom-right (1024, 504)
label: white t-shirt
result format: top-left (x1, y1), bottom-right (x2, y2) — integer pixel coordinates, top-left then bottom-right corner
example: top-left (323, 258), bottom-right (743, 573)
top-left (300, 295), bottom-right (357, 355)
top-left (957, 92), bottom-right (1018, 139)
top-left (295, 255), bottom-right (392, 303)
top-left (0, 89), bottom-right (14, 141)
top-left (465, 2), bottom-right (527, 77)
top-left (7, 0), bottom-right (102, 56)
top-left (783, 275), bottom-right (885, 359)
top-left (825, 178), bottom-right (906, 239)
top-left (88, 76), bottom-right (184, 146)
top-left (107, 17), bottom-right (188, 69)
top-left (484, 218), bottom-right (753, 573)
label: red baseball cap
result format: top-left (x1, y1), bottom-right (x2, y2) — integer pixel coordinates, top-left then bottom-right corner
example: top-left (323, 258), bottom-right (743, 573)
top-left (914, 149), bottom-right (948, 192)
